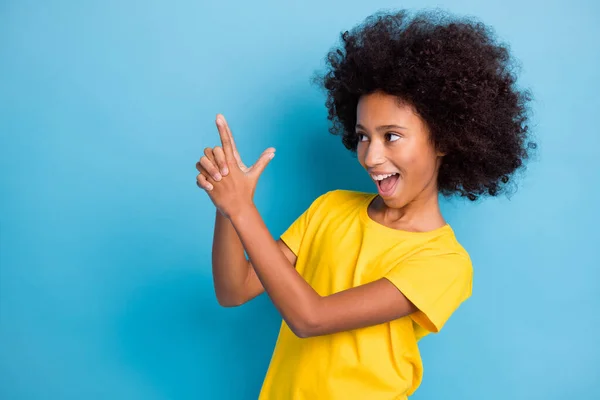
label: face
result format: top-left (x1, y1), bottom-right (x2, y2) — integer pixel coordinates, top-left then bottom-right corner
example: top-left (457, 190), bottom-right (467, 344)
top-left (356, 91), bottom-right (443, 209)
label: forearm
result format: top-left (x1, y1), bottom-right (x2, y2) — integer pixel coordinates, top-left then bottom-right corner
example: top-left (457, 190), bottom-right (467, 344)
top-left (212, 209), bottom-right (252, 306)
top-left (230, 205), bottom-right (321, 336)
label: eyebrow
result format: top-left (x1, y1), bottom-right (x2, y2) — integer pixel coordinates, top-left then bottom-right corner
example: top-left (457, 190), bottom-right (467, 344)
top-left (355, 124), bottom-right (408, 131)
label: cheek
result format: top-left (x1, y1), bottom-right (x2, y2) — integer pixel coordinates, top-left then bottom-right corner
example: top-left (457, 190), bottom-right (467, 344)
top-left (401, 148), bottom-right (437, 177)
top-left (395, 148), bottom-right (419, 170)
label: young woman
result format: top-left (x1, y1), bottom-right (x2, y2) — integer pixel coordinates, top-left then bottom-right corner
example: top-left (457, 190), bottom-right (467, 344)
top-left (196, 9), bottom-right (534, 399)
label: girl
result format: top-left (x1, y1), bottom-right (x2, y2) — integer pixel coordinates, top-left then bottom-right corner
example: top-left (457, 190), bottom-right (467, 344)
top-left (196, 9), bottom-right (534, 399)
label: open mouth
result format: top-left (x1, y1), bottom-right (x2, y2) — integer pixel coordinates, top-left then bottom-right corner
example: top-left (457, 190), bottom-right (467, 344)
top-left (371, 173), bottom-right (400, 197)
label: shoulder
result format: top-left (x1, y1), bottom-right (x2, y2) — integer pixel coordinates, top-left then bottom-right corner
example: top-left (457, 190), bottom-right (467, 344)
top-left (391, 231), bottom-right (473, 297)
top-left (400, 226), bottom-right (473, 274)
top-left (311, 189), bottom-right (374, 210)
top-left (296, 189), bottom-right (374, 229)
top-left (443, 228), bottom-right (472, 266)
top-left (421, 228), bottom-right (473, 278)
top-left (420, 224), bottom-right (471, 258)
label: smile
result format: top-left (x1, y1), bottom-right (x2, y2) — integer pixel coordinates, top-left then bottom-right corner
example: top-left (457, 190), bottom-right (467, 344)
top-left (370, 172), bottom-right (398, 181)
top-left (370, 172), bottom-right (400, 197)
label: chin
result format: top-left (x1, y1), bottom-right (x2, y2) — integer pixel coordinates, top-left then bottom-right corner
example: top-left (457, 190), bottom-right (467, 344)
top-left (382, 196), bottom-right (407, 210)
top-left (378, 187), bottom-right (406, 209)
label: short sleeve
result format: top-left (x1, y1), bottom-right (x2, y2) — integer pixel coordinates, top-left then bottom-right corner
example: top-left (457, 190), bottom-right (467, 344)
top-left (279, 191), bottom-right (333, 256)
top-left (384, 252), bottom-right (473, 333)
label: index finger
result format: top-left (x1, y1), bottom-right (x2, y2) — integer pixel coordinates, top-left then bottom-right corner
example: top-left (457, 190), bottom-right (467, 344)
top-left (223, 117), bottom-right (239, 154)
top-left (216, 114), bottom-right (235, 160)
top-left (225, 120), bottom-right (244, 166)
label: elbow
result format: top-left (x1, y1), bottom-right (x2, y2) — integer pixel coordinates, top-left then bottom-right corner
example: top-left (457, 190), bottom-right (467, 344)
top-left (289, 313), bottom-right (322, 339)
top-left (287, 296), bottom-right (327, 338)
top-left (215, 291), bottom-right (246, 308)
top-left (292, 328), bottom-right (314, 339)
top-left (217, 298), bottom-right (243, 308)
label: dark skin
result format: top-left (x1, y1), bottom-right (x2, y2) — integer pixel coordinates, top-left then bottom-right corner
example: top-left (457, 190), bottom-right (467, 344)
top-left (196, 92), bottom-right (445, 338)
top-left (357, 91), bottom-right (447, 232)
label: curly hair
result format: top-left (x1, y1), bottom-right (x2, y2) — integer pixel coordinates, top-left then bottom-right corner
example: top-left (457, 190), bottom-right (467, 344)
top-left (314, 9), bottom-right (536, 201)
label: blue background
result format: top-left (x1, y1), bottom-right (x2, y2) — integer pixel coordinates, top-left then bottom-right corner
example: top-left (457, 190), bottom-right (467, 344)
top-left (1, 0), bottom-right (598, 399)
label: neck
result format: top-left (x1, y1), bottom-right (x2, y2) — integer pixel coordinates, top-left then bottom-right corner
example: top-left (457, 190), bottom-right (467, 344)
top-left (373, 181), bottom-right (445, 232)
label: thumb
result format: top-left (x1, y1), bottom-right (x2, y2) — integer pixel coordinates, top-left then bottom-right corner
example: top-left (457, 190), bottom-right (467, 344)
top-left (249, 148), bottom-right (276, 178)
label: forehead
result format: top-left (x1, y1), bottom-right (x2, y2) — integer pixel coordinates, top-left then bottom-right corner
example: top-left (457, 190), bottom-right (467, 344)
top-left (356, 91), bottom-right (421, 128)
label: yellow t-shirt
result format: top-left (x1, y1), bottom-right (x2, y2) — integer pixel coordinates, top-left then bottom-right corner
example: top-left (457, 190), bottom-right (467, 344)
top-left (258, 190), bottom-right (473, 399)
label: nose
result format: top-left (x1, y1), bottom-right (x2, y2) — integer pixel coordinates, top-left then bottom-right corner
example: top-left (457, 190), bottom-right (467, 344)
top-left (364, 140), bottom-right (386, 168)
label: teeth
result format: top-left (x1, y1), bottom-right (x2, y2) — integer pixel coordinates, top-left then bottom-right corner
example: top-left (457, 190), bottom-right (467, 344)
top-left (370, 173), bottom-right (398, 181)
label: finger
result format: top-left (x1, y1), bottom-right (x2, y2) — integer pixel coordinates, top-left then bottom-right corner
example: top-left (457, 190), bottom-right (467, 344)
top-left (203, 147), bottom-right (222, 174)
top-left (249, 149), bottom-right (275, 178)
top-left (219, 115), bottom-right (249, 170)
top-left (248, 147), bottom-right (276, 172)
top-left (262, 147), bottom-right (276, 156)
top-left (223, 118), bottom-right (243, 166)
top-left (199, 155), bottom-right (222, 181)
top-left (204, 146), bottom-right (228, 176)
top-left (204, 147), bottom-right (215, 162)
top-left (216, 114), bottom-right (235, 161)
top-left (196, 147), bottom-right (214, 172)
top-left (212, 146), bottom-right (228, 176)
top-left (196, 174), bottom-right (214, 191)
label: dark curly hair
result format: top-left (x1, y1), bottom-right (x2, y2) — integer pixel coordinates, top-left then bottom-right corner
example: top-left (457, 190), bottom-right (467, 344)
top-left (313, 9), bottom-right (536, 201)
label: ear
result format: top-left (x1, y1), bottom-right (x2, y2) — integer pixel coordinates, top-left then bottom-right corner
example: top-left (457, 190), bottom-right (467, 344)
top-left (432, 139), bottom-right (446, 157)
top-left (435, 142), bottom-right (448, 157)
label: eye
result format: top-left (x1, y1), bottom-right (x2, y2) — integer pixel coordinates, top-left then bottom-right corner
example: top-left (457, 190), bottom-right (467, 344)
top-left (357, 133), bottom-right (369, 142)
top-left (386, 133), bottom-right (401, 142)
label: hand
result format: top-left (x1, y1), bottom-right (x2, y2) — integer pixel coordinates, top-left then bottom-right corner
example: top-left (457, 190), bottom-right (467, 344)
top-left (195, 114), bottom-right (275, 218)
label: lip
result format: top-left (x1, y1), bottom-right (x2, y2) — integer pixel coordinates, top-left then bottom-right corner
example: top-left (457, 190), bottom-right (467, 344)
top-left (368, 170), bottom-right (398, 175)
top-left (373, 173), bottom-right (400, 197)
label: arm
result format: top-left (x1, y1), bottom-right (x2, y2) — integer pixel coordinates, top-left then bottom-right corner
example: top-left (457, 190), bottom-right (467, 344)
top-left (196, 115), bottom-right (295, 307)
top-left (230, 205), bottom-right (418, 338)
top-left (202, 114), bottom-right (416, 335)
top-left (212, 209), bottom-right (298, 307)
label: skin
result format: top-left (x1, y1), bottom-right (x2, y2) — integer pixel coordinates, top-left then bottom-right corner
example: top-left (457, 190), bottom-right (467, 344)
top-left (356, 91), bottom-right (447, 232)
top-left (196, 92), bottom-right (446, 338)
